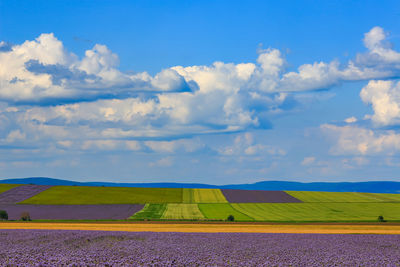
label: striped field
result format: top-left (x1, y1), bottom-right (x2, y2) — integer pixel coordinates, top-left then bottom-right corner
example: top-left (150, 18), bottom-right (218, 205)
top-left (230, 203), bottom-right (400, 221)
top-left (129, 204), bottom-right (167, 220)
top-left (0, 184), bottom-right (20, 195)
top-left (182, 189), bottom-right (228, 203)
top-left (162, 204), bottom-right (205, 220)
top-left (286, 191), bottom-right (400, 203)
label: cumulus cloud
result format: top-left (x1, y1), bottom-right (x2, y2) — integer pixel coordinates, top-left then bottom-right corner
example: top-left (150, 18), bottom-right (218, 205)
top-left (0, 34), bottom-right (192, 103)
top-left (1, 26), bottom-right (400, 150)
top-left (360, 80), bottom-right (400, 126)
top-left (321, 124), bottom-right (400, 155)
top-left (1, 26), bottom-right (400, 105)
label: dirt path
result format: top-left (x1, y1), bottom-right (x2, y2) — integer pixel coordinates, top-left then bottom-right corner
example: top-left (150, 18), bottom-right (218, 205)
top-left (0, 222), bottom-right (400, 234)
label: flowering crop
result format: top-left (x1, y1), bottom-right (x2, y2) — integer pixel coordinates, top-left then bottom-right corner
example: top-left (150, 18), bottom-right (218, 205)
top-left (0, 230), bottom-right (399, 266)
top-left (0, 185), bottom-right (52, 204)
top-left (0, 204), bottom-right (144, 220)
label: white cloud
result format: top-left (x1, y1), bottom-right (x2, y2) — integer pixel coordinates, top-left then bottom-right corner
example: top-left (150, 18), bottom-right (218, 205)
top-left (301, 156), bottom-right (316, 166)
top-left (219, 133), bottom-right (285, 157)
top-left (0, 34), bottom-right (191, 103)
top-left (81, 140), bottom-right (141, 151)
top-left (344, 117), bottom-right (357, 123)
top-left (2, 26), bottom-right (400, 105)
top-left (149, 157), bottom-right (173, 167)
top-left (360, 80), bottom-right (400, 126)
top-left (5, 130), bottom-right (26, 143)
top-left (144, 139), bottom-right (203, 153)
top-left (1, 26), bottom-right (400, 152)
top-left (321, 124), bottom-right (400, 155)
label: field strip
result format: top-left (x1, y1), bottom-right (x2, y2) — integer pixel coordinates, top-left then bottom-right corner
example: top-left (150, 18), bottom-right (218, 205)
top-left (1, 222), bottom-right (400, 234)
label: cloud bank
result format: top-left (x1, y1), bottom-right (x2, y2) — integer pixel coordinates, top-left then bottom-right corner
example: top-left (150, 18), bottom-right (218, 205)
top-left (1, 26), bottom-right (400, 151)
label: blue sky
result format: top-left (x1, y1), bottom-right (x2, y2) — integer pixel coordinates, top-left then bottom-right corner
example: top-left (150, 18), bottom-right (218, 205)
top-left (0, 1), bottom-right (400, 184)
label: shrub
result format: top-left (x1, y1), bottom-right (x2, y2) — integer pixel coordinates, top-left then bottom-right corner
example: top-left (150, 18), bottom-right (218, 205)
top-left (20, 212), bottom-right (31, 221)
top-left (227, 215), bottom-right (235, 222)
top-left (378, 215), bottom-right (386, 222)
top-left (0, 210), bottom-right (8, 220)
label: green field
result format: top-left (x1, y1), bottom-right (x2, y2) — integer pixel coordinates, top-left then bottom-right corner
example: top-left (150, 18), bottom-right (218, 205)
top-left (286, 191), bottom-right (400, 202)
top-left (182, 189), bottom-right (227, 203)
top-left (12, 184), bottom-right (400, 222)
top-left (182, 188), bottom-right (194, 203)
top-left (198, 203), bottom-right (253, 221)
top-left (129, 204), bottom-right (166, 220)
top-left (21, 186), bottom-right (183, 204)
top-left (193, 189), bottom-right (228, 203)
top-left (162, 204), bottom-right (205, 220)
top-left (230, 203), bottom-right (400, 221)
top-left (0, 184), bottom-right (20, 194)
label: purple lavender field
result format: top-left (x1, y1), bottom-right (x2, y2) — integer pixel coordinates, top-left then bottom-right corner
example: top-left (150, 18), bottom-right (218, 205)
top-left (0, 204), bottom-right (144, 220)
top-left (0, 185), bottom-right (52, 204)
top-left (0, 230), bottom-right (399, 266)
top-left (221, 189), bottom-right (302, 203)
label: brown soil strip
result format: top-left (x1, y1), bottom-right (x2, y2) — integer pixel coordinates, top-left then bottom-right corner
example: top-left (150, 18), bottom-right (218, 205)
top-left (0, 222), bottom-right (399, 234)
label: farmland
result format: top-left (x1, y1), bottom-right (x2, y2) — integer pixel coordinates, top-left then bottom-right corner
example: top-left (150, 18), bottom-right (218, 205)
top-left (162, 204), bottom-right (205, 220)
top-left (286, 191), bottom-right (400, 203)
top-left (0, 184), bottom-right (399, 222)
top-left (230, 203), bottom-right (400, 221)
top-left (130, 204), bottom-right (167, 220)
top-left (0, 184), bottom-right (20, 195)
top-left (20, 186), bottom-right (182, 204)
top-left (0, 204), bottom-right (144, 220)
top-left (0, 229), bottom-right (399, 265)
top-left (198, 203), bottom-right (253, 221)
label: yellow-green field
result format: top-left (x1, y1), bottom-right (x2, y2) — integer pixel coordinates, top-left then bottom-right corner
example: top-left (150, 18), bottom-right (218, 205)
top-left (231, 203), bottom-right (400, 221)
top-left (0, 184), bottom-right (20, 194)
top-left (20, 186), bottom-right (182, 204)
top-left (162, 204), bottom-right (205, 220)
top-left (2, 184), bottom-right (398, 222)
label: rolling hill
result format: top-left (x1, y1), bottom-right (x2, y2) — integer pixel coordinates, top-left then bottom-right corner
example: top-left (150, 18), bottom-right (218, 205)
top-left (1, 177), bottom-right (400, 193)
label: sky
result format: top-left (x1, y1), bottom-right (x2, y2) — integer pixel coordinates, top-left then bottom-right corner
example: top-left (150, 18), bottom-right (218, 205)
top-left (0, 0), bottom-right (400, 184)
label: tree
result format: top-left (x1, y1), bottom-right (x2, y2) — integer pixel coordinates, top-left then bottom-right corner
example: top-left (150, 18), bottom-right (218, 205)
top-left (20, 212), bottom-right (31, 221)
top-left (0, 210), bottom-right (8, 220)
top-left (227, 215), bottom-right (235, 222)
top-left (378, 215), bottom-right (386, 222)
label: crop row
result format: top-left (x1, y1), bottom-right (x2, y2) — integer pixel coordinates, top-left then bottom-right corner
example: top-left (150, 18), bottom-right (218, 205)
top-left (130, 202), bottom-right (400, 221)
top-left (16, 185), bottom-right (400, 205)
top-left (2, 230), bottom-right (400, 266)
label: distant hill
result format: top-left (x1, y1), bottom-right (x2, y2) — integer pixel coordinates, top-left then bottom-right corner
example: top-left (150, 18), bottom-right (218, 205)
top-left (0, 177), bottom-right (399, 193)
